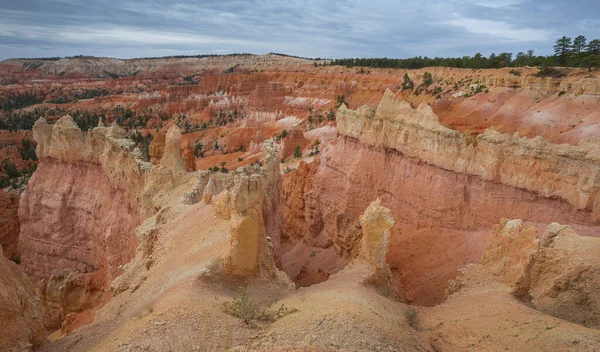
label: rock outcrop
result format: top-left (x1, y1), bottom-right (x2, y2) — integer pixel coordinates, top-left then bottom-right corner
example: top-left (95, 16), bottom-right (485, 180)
top-left (182, 143), bottom-right (196, 172)
top-left (0, 249), bottom-right (45, 351)
top-left (359, 199), bottom-right (394, 273)
top-left (160, 125), bottom-right (185, 177)
top-left (337, 89), bottom-right (600, 214)
top-left (222, 173), bottom-right (265, 277)
top-left (0, 189), bottom-right (20, 260)
top-left (18, 115), bottom-right (151, 328)
top-left (261, 140), bottom-right (283, 255)
top-left (181, 171), bottom-right (210, 205)
top-left (148, 131), bottom-right (165, 164)
top-left (203, 141), bottom-right (283, 279)
top-left (280, 129), bottom-right (310, 160)
top-left (482, 219), bottom-right (600, 328)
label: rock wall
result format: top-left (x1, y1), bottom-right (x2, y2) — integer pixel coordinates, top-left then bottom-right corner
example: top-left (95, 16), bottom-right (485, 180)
top-left (280, 129), bottom-right (310, 160)
top-left (18, 116), bottom-right (152, 328)
top-left (282, 91), bottom-right (600, 305)
top-left (337, 89), bottom-right (600, 214)
top-left (148, 131), bottom-right (165, 164)
top-left (0, 248), bottom-right (45, 351)
top-left (0, 189), bottom-right (20, 259)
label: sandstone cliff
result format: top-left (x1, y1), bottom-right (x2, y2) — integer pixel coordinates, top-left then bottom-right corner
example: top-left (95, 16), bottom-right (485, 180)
top-left (282, 90), bottom-right (600, 305)
top-left (148, 131), bottom-right (165, 164)
top-left (338, 89), bottom-right (600, 214)
top-left (0, 249), bottom-right (45, 351)
top-left (18, 116), bottom-right (152, 328)
top-left (0, 189), bottom-right (20, 260)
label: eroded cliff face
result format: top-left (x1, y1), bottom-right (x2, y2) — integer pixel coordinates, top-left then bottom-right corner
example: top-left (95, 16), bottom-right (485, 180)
top-left (0, 189), bottom-right (20, 260)
top-left (0, 247), bottom-right (45, 351)
top-left (18, 116), bottom-right (151, 329)
top-left (283, 90), bottom-right (600, 305)
top-left (481, 219), bottom-right (600, 328)
top-left (338, 89), bottom-right (600, 214)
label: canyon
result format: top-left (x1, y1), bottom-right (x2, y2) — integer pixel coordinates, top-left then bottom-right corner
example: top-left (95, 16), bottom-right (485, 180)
top-left (0, 54), bottom-right (599, 351)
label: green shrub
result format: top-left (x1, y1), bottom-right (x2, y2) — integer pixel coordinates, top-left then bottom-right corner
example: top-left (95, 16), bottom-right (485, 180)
top-left (401, 73), bottom-right (414, 91)
top-left (294, 145), bottom-right (302, 158)
top-left (423, 71), bottom-right (433, 86)
top-left (558, 90), bottom-right (566, 96)
top-left (221, 291), bottom-right (298, 326)
top-left (405, 308), bottom-right (419, 328)
top-left (509, 69), bottom-right (521, 76)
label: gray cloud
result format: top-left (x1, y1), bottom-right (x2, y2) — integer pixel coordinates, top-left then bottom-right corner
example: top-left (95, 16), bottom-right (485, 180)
top-left (0, 0), bottom-right (598, 59)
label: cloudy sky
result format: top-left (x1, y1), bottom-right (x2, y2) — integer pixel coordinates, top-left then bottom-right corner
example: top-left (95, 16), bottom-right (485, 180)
top-left (1, 0), bottom-right (599, 60)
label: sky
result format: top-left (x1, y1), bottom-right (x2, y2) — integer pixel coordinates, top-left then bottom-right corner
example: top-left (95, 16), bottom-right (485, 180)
top-left (0, 0), bottom-right (599, 60)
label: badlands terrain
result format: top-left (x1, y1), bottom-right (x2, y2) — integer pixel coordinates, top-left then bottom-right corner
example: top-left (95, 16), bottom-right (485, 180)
top-left (0, 54), bottom-right (600, 351)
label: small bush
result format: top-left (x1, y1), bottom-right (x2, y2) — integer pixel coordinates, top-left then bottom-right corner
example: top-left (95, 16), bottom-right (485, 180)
top-left (405, 308), bottom-right (419, 329)
top-left (294, 145), bottom-right (302, 158)
top-left (423, 71), bottom-right (433, 86)
top-left (401, 73), bottom-right (414, 91)
top-left (509, 69), bottom-right (521, 76)
top-left (558, 90), bottom-right (566, 96)
top-left (221, 291), bottom-right (298, 326)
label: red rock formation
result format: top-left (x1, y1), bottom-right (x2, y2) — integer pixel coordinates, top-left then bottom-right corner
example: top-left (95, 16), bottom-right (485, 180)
top-left (282, 91), bottom-right (600, 305)
top-left (280, 129), bottom-right (310, 160)
top-left (148, 131), bottom-right (165, 164)
top-left (0, 248), bottom-right (45, 351)
top-left (0, 189), bottom-right (20, 260)
top-left (18, 116), bottom-right (149, 328)
top-left (182, 143), bottom-right (196, 172)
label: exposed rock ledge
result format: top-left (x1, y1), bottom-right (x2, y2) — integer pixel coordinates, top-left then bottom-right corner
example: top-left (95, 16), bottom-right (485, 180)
top-left (337, 89), bottom-right (600, 214)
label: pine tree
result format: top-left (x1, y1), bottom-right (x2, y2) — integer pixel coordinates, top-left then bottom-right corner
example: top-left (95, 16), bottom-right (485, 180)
top-left (572, 35), bottom-right (587, 54)
top-left (587, 39), bottom-right (600, 55)
top-left (401, 73), bottom-right (414, 91)
top-left (294, 145), bottom-right (302, 158)
top-left (572, 35), bottom-right (587, 66)
top-left (553, 36), bottom-right (572, 66)
top-left (580, 54), bottom-right (600, 72)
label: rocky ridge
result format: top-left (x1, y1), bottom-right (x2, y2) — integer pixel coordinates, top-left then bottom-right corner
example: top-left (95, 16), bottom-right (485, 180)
top-left (338, 89), bottom-right (600, 214)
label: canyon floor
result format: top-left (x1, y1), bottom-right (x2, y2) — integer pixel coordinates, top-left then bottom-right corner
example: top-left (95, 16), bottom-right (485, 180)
top-left (1, 55), bottom-right (600, 351)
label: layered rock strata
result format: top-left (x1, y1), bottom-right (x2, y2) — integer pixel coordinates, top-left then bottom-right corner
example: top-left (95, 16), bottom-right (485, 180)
top-left (282, 90), bottom-right (600, 305)
top-left (18, 116), bottom-right (152, 328)
top-left (0, 248), bottom-right (45, 351)
top-left (0, 189), bottom-right (20, 259)
top-left (337, 89), bottom-right (600, 213)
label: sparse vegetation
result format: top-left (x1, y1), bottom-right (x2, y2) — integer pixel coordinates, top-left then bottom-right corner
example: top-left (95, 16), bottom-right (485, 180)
top-left (422, 71), bottom-right (433, 86)
top-left (193, 141), bottom-right (204, 158)
top-left (221, 291), bottom-right (298, 326)
top-left (19, 139), bottom-right (37, 161)
top-left (309, 140), bottom-right (320, 156)
top-left (294, 145), bottom-right (302, 158)
top-left (128, 130), bottom-right (153, 161)
top-left (336, 95), bottom-right (347, 109)
top-left (401, 73), bottom-right (414, 91)
top-left (405, 308), bottom-right (419, 329)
